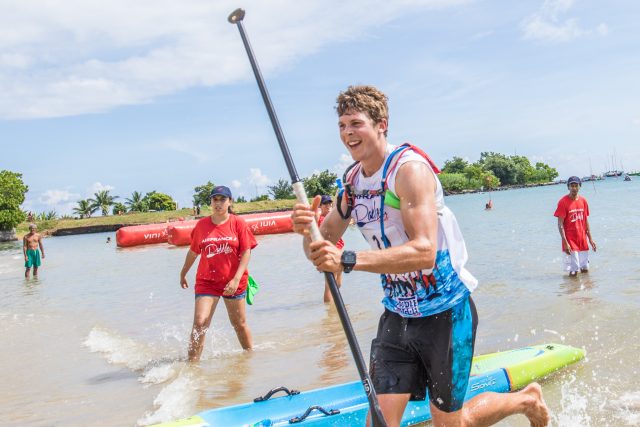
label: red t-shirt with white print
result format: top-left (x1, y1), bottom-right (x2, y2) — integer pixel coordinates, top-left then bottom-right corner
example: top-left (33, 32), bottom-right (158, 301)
top-left (554, 195), bottom-right (590, 251)
top-left (190, 215), bottom-right (257, 296)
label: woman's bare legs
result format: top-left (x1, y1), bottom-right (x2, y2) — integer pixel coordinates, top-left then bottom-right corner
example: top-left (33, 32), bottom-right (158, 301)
top-left (188, 296), bottom-right (220, 362)
top-left (224, 297), bottom-right (253, 350)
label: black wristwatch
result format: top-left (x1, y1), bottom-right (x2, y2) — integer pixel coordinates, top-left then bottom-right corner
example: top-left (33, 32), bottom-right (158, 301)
top-left (341, 250), bottom-right (357, 273)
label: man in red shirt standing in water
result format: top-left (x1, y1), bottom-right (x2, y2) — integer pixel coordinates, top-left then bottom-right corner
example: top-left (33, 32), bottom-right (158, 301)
top-left (554, 176), bottom-right (597, 276)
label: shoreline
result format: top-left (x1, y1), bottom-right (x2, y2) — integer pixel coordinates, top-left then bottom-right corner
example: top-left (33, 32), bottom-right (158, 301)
top-left (6, 182), bottom-right (561, 241)
top-left (8, 208), bottom-right (297, 241)
top-left (444, 180), bottom-right (561, 196)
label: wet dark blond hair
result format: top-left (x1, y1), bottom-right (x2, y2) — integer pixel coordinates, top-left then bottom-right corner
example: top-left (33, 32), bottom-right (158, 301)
top-left (336, 85), bottom-right (389, 137)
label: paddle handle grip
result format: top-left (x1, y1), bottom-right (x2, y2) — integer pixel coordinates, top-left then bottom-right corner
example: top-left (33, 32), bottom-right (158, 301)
top-left (292, 182), bottom-right (322, 242)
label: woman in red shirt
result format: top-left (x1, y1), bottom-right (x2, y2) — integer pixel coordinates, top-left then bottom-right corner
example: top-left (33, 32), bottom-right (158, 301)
top-left (180, 186), bottom-right (257, 362)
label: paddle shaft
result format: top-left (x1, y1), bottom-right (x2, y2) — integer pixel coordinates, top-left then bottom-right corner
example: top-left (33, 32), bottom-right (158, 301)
top-left (228, 9), bottom-right (387, 427)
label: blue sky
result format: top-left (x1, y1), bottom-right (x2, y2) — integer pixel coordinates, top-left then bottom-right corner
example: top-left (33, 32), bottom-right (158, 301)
top-left (2, 0), bottom-right (639, 215)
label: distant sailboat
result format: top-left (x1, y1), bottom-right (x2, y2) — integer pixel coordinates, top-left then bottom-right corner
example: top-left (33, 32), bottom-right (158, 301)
top-left (604, 149), bottom-right (624, 177)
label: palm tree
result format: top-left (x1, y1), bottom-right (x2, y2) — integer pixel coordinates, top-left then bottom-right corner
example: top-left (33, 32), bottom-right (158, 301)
top-left (124, 191), bottom-right (147, 212)
top-left (90, 190), bottom-right (118, 216)
top-left (73, 199), bottom-right (95, 219)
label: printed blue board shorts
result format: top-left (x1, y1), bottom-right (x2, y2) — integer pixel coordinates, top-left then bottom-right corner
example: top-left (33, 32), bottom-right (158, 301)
top-left (370, 296), bottom-right (478, 413)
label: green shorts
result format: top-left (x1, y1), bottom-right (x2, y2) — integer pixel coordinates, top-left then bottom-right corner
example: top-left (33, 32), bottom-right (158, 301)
top-left (25, 249), bottom-right (41, 268)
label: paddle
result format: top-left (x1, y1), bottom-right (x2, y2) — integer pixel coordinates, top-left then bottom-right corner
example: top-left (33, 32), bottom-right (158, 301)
top-left (227, 8), bottom-right (387, 427)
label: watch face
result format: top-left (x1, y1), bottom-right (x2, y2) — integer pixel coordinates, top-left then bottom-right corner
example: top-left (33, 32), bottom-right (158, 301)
top-left (342, 251), bottom-right (356, 265)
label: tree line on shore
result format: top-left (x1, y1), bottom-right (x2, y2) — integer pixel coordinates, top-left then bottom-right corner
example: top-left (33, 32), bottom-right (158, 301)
top-left (0, 153), bottom-right (558, 231)
top-left (439, 152), bottom-right (558, 192)
top-left (259, 152), bottom-right (559, 200)
top-left (72, 190), bottom-right (177, 218)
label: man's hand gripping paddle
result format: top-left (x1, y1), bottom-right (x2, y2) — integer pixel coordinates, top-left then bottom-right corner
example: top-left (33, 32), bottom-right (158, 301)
top-left (228, 8), bottom-right (387, 427)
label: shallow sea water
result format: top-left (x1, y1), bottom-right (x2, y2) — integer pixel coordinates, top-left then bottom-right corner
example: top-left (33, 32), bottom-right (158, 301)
top-left (1, 178), bottom-right (638, 426)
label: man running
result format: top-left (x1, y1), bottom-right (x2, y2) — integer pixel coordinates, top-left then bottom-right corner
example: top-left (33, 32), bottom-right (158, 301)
top-left (291, 85), bottom-right (549, 427)
top-left (23, 223), bottom-right (45, 278)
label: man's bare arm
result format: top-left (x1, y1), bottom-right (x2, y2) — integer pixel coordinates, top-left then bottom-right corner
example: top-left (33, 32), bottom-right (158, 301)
top-left (319, 194), bottom-right (351, 244)
top-left (353, 161), bottom-right (438, 274)
top-left (557, 217), bottom-right (571, 254)
top-left (38, 235), bottom-right (45, 257)
top-left (585, 217), bottom-right (596, 251)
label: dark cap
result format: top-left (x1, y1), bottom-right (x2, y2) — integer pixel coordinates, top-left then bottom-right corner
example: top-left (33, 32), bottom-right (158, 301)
top-left (210, 185), bottom-right (232, 199)
top-left (567, 176), bottom-right (581, 186)
top-left (320, 195), bottom-right (333, 205)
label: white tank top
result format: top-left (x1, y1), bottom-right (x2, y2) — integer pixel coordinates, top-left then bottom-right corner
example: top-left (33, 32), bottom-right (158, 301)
top-left (350, 143), bottom-right (477, 317)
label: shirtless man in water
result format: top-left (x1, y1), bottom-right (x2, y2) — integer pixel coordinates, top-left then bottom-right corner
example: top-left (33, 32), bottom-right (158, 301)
top-left (23, 224), bottom-right (45, 278)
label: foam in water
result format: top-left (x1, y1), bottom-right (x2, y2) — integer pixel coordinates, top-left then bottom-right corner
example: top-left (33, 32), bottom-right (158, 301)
top-left (84, 325), bottom-right (281, 425)
top-left (137, 366), bottom-right (202, 426)
top-left (84, 326), bottom-right (153, 371)
top-left (140, 360), bottom-right (184, 385)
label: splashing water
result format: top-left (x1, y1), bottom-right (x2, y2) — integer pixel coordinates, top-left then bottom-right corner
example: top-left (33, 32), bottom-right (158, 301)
top-left (609, 391), bottom-right (640, 425)
top-left (84, 326), bottom-right (154, 371)
top-left (137, 367), bottom-right (202, 426)
top-left (553, 375), bottom-right (591, 426)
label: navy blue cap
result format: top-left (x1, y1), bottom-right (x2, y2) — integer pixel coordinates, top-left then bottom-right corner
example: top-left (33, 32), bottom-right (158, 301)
top-left (210, 185), bottom-right (232, 199)
top-left (567, 176), bottom-right (581, 186)
top-left (320, 195), bottom-right (333, 205)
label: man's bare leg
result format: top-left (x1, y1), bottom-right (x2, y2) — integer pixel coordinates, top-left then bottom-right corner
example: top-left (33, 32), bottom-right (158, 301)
top-left (25, 267), bottom-right (31, 279)
top-left (430, 383), bottom-right (549, 427)
top-left (33, 266), bottom-right (39, 277)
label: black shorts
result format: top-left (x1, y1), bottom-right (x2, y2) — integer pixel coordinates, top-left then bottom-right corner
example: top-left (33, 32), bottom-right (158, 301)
top-left (369, 297), bottom-right (478, 413)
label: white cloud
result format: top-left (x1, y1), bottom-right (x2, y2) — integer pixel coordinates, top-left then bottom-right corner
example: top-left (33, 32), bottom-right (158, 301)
top-left (596, 23), bottom-right (609, 36)
top-left (521, 0), bottom-right (607, 43)
top-left (0, 0), bottom-right (468, 119)
top-left (333, 153), bottom-right (355, 177)
top-left (230, 180), bottom-right (242, 189)
top-left (522, 16), bottom-right (585, 43)
top-left (36, 189), bottom-right (81, 215)
top-left (38, 189), bottom-right (79, 205)
top-left (248, 168), bottom-right (270, 187)
top-left (87, 182), bottom-right (114, 196)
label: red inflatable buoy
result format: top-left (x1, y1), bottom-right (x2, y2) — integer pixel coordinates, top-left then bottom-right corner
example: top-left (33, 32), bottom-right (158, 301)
top-left (241, 211), bottom-right (293, 236)
top-left (167, 220), bottom-right (198, 246)
top-left (119, 211), bottom-right (294, 247)
top-left (116, 223), bottom-right (169, 247)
